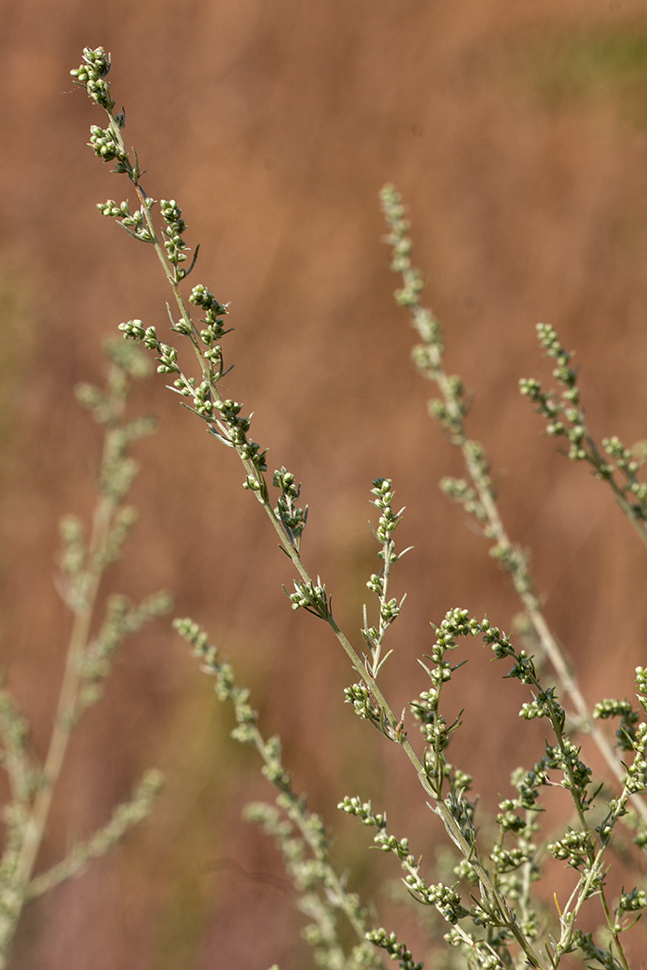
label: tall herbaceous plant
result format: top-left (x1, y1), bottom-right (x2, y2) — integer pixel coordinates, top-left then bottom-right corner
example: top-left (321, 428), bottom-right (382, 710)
top-left (1, 44), bottom-right (646, 970)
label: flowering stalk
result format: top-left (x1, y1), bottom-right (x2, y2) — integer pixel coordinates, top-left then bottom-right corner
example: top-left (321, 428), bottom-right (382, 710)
top-left (73, 48), bottom-right (549, 968)
top-left (379, 183), bottom-right (647, 830)
top-left (0, 340), bottom-right (169, 966)
top-left (73, 50), bottom-right (647, 970)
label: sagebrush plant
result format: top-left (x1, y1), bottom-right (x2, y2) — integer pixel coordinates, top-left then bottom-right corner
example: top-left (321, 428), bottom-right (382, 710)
top-left (2, 44), bottom-right (645, 969)
top-left (0, 335), bottom-right (171, 968)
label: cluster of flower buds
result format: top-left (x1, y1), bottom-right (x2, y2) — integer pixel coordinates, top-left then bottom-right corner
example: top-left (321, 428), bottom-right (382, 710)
top-left (70, 47), bottom-right (115, 111)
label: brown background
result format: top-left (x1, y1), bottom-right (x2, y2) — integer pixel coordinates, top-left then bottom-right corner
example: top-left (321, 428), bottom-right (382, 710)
top-left (2, 1), bottom-right (647, 967)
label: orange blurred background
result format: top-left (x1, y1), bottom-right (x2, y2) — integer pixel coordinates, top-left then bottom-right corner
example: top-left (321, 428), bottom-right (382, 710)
top-left (2, 1), bottom-right (647, 967)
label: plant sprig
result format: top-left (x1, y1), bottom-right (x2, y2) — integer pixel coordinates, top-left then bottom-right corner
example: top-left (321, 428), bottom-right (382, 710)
top-left (0, 338), bottom-right (169, 967)
top-left (520, 324), bottom-right (647, 550)
top-left (71, 46), bottom-right (420, 790)
top-left (379, 182), bottom-right (647, 831)
top-left (74, 48), bottom-right (548, 967)
top-left (174, 618), bottom-right (385, 970)
top-left (73, 50), bottom-right (647, 970)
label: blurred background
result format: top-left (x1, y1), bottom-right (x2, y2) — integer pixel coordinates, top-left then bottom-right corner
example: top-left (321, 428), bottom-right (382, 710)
top-left (2, 1), bottom-right (647, 967)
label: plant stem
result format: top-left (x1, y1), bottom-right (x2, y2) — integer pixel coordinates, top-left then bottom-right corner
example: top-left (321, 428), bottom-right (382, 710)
top-left (380, 185), bottom-right (647, 828)
top-left (0, 401), bottom-right (126, 965)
